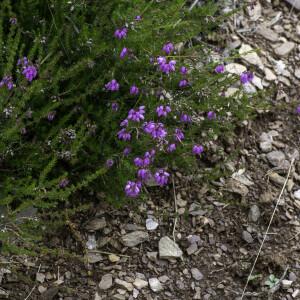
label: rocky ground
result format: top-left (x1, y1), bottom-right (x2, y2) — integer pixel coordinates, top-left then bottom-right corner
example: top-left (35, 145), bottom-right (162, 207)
top-left (1, 0), bottom-right (300, 299)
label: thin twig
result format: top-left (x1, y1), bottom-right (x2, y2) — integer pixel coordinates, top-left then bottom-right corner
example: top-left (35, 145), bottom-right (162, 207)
top-left (24, 285), bottom-right (36, 300)
top-left (189, 0), bottom-right (199, 11)
top-left (172, 176), bottom-right (178, 242)
top-left (241, 158), bottom-right (294, 300)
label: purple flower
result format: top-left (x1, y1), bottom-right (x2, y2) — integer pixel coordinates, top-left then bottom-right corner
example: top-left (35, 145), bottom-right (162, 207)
top-left (111, 102), bottom-right (119, 111)
top-left (117, 128), bottom-right (131, 141)
top-left (144, 149), bottom-right (156, 159)
top-left (47, 111), bottom-right (56, 121)
top-left (240, 71), bottom-right (254, 84)
top-left (128, 106), bottom-right (145, 122)
top-left (106, 159), bottom-right (114, 168)
top-left (59, 178), bottom-right (69, 188)
top-left (154, 169), bottom-right (170, 186)
top-left (168, 60), bottom-right (176, 72)
top-left (156, 105), bottom-right (171, 117)
top-left (123, 147), bottom-right (131, 156)
top-left (130, 85), bottom-right (139, 95)
top-left (17, 57), bottom-right (29, 67)
top-left (114, 27), bottom-right (127, 39)
top-left (192, 145), bottom-right (204, 155)
top-left (120, 119), bottom-right (128, 127)
top-left (120, 47), bottom-right (128, 59)
top-left (157, 57), bottom-right (176, 74)
top-left (144, 122), bottom-right (167, 140)
top-left (180, 113), bottom-right (191, 123)
top-left (9, 17), bottom-right (17, 25)
top-left (162, 42), bottom-right (174, 55)
top-left (215, 64), bottom-right (225, 74)
top-left (125, 180), bottom-right (142, 197)
top-left (137, 169), bottom-right (150, 181)
top-left (180, 66), bottom-right (188, 75)
top-left (22, 65), bottom-right (37, 82)
top-left (174, 128), bottom-right (184, 142)
top-left (135, 15), bottom-right (142, 21)
top-left (296, 106), bottom-right (300, 114)
top-left (167, 143), bottom-right (176, 152)
top-left (0, 76), bottom-right (14, 90)
top-left (157, 56), bottom-right (167, 65)
top-left (105, 79), bottom-right (119, 91)
top-left (207, 111), bottom-right (216, 120)
top-left (179, 79), bottom-right (188, 88)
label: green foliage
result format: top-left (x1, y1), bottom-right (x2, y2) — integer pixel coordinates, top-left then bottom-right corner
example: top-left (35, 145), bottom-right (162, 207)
top-left (0, 0), bottom-right (262, 252)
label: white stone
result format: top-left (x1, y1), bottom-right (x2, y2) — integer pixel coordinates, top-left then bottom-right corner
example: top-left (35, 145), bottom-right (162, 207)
top-left (115, 279), bottom-right (134, 292)
top-left (275, 42), bottom-right (295, 57)
top-left (246, 0), bottom-right (262, 20)
top-left (266, 151), bottom-right (286, 167)
top-left (281, 279), bottom-right (293, 289)
top-left (99, 274), bottom-right (113, 290)
top-left (294, 190), bottom-right (300, 200)
top-left (159, 236), bottom-right (183, 259)
top-left (225, 63), bottom-right (247, 75)
top-left (133, 278), bottom-right (148, 289)
top-left (295, 68), bottom-right (300, 79)
top-left (264, 68), bottom-right (277, 81)
top-left (239, 44), bottom-right (264, 69)
top-left (146, 218), bottom-right (159, 231)
top-left (252, 75), bottom-right (263, 90)
top-left (149, 278), bottom-right (163, 292)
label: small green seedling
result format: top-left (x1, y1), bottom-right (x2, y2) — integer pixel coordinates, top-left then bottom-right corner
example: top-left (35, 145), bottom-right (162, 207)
top-left (265, 274), bottom-right (279, 288)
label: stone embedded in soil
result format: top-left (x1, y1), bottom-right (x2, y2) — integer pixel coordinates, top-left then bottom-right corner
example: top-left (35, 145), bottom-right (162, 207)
top-left (284, 0), bottom-right (300, 10)
top-left (289, 272), bottom-right (297, 282)
top-left (191, 268), bottom-right (204, 281)
top-left (242, 231), bottom-right (254, 243)
top-left (146, 218), bottom-right (159, 231)
top-left (266, 150), bottom-right (286, 167)
top-left (295, 68), bottom-right (300, 79)
top-left (159, 236), bottom-right (183, 259)
top-left (225, 63), bottom-right (247, 75)
top-left (36, 272), bottom-right (46, 283)
top-left (149, 278), bottom-right (163, 292)
top-left (115, 278), bottom-right (134, 292)
top-left (99, 274), bottom-right (113, 290)
top-left (186, 243), bottom-right (198, 255)
top-left (274, 42), bottom-right (295, 57)
top-left (239, 44), bottom-right (264, 69)
top-left (294, 190), bottom-right (300, 200)
top-left (38, 285), bottom-right (47, 294)
top-left (245, 0), bottom-right (261, 20)
top-left (133, 278), bottom-right (148, 289)
top-left (248, 205), bottom-right (260, 223)
top-left (256, 25), bottom-right (279, 42)
top-left (121, 231), bottom-right (149, 247)
top-left (264, 68), bottom-right (277, 81)
top-left (112, 294), bottom-right (126, 300)
top-left (85, 217), bottom-right (106, 231)
top-left (108, 254), bottom-right (120, 263)
top-left (281, 279), bottom-right (293, 289)
top-left (226, 178), bottom-right (249, 197)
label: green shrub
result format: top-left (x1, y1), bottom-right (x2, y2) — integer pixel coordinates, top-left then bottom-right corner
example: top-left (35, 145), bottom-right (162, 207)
top-left (0, 0), bottom-right (261, 252)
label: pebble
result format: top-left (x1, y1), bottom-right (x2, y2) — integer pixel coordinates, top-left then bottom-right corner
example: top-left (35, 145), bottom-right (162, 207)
top-left (264, 68), bottom-right (277, 81)
top-left (284, 0), bottom-right (300, 10)
top-left (225, 63), bottom-right (247, 75)
top-left (246, 0), bottom-right (262, 20)
top-left (146, 218), bottom-right (159, 231)
top-left (133, 278), bottom-right (148, 289)
top-left (257, 25), bottom-right (279, 42)
top-left (266, 150), bottom-right (286, 167)
top-left (149, 278), bottom-right (163, 292)
top-left (85, 217), bottom-right (106, 231)
top-left (239, 44), bottom-right (264, 68)
top-left (99, 274), bottom-right (113, 290)
top-left (108, 254), bottom-right (120, 263)
top-left (248, 205), bottom-right (260, 223)
top-left (289, 272), bottom-right (297, 282)
top-left (294, 190), bottom-right (300, 200)
top-left (38, 285), bottom-right (47, 294)
top-left (191, 268), bottom-right (204, 281)
top-left (282, 279), bottom-right (293, 289)
top-left (186, 243), bottom-right (198, 255)
top-left (242, 231), bottom-right (254, 243)
top-left (292, 289), bottom-right (300, 298)
top-left (159, 236), bottom-right (183, 259)
top-left (295, 69), bottom-right (300, 79)
top-left (226, 178), bottom-right (249, 196)
top-left (275, 42), bottom-right (295, 57)
top-left (121, 231), bottom-right (149, 247)
top-left (36, 272), bottom-right (46, 283)
top-left (115, 278), bottom-right (134, 292)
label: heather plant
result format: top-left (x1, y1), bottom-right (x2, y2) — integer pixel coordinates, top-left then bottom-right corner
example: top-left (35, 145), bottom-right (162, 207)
top-left (0, 0), bottom-right (262, 252)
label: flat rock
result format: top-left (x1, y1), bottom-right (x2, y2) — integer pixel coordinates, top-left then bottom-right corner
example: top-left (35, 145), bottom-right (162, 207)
top-left (85, 217), bottom-right (106, 231)
top-left (266, 150), bottom-right (286, 167)
top-left (121, 231), bottom-right (148, 247)
top-left (159, 236), bottom-right (183, 259)
top-left (149, 278), bottom-right (163, 292)
top-left (133, 278), bottom-right (148, 289)
top-left (115, 278), bottom-right (134, 292)
top-left (226, 178), bottom-right (249, 196)
top-left (264, 68), bottom-right (277, 81)
top-left (99, 274), bottom-right (113, 290)
top-left (239, 44), bottom-right (263, 69)
top-left (191, 268), bottom-right (204, 281)
top-left (225, 63), bottom-right (247, 75)
top-left (146, 218), bottom-right (159, 231)
top-left (284, 0), bottom-right (300, 10)
top-left (256, 25), bottom-right (279, 42)
top-left (275, 42), bottom-right (295, 57)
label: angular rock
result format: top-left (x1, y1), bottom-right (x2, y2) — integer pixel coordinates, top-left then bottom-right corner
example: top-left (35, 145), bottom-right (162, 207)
top-left (239, 44), bottom-right (263, 69)
top-left (149, 278), bottom-right (163, 292)
top-left (284, 0), bottom-right (300, 10)
top-left (226, 178), bottom-right (249, 196)
top-left (159, 236), bottom-right (183, 259)
top-left (242, 231), bottom-right (253, 243)
top-left (85, 217), bottom-right (106, 231)
top-left (264, 68), bottom-right (277, 81)
top-left (225, 63), bottom-right (247, 75)
top-left (256, 26), bottom-right (279, 42)
top-left (121, 231), bottom-right (148, 247)
top-left (146, 218), bottom-right (159, 231)
top-left (115, 278), bottom-right (134, 292)
top-left (108, 254), bottom-right (120, 263)
top-left (281, 279), bottom-right (293, 289)
top-left (294, 190), bottom-right (300, 200)
top-left (36, 273), bottom-right (46, 283)
top-left (246, 0), bottom-right (261, 20)
top-left (191, 268), bottom-right (204, 281)
top-left (99, 274), bottom-right (113, 290)
top-left (133, 278), bottom-right (148, 289)
top-left (266, 151), bottom-right (286, 167)
top-left (275, 42), bottom-right (295, 57)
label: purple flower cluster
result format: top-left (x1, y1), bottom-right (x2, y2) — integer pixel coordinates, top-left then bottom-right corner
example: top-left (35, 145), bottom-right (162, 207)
top-left (128, 106), bottom-right (145, 122)
top-left (180, 113), bottom-right (191, 123)
top-left (125, 180), bottom-right (142, 197)
top-left (156, 105), bottom-right (171, 117)
top-left (117, 128), bottom-right (131, 141)
top-left (162, 42), bottom-right (174, 55)
top-left (114, 28), bottom-right (127, 39)
top-left (192, 144), bottom-right (204, 155)
top-left (112, 102), bottom-right (119, 112)
top-left (157, 56), bottom-right (176, 74)
top-left (105, 79), bottom-right (119, 91)
top-left (130, 85), bottom-right (139, 95)
top-left (0, 76), bottom-right (13, 90)
top-left (18, 57), bottom-right (38, 82)
top-left (179, 79), bottom-right (189, 88)
top-left (215, 64), bottom-right (225, 74)
top-left (207, 111), bottom-right (216, 120)
top-left (154, 169), bottom-right (170, 186)
top-left (143, 121), bottom-right (167, 140)
top-left (240, 71), bottom-right (254, 84)
top-left (174, 128), bottom-right (184, 142)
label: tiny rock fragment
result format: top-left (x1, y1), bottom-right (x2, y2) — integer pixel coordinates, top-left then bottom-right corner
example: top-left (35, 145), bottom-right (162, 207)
top-left (121, 231), bottom-right (149, 247)
top-left (191, 268), bottom-right (204, 281)
top-left (99, 274), bottom-right (113, 290)
top-left (133, 278), bottom-right (148, 289)
top-left (85, 217), bottom-right (106, 231)
top-left (248, 205), bottom-right (260, 223)
top-left (242, 231), bottom-right (253, 244)
top-left (36, 272), bottom-right (46, 283)
top-left (108, 254), bottom-right (120, 263)
top-left (146, 218), bottom-right (159, 231)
